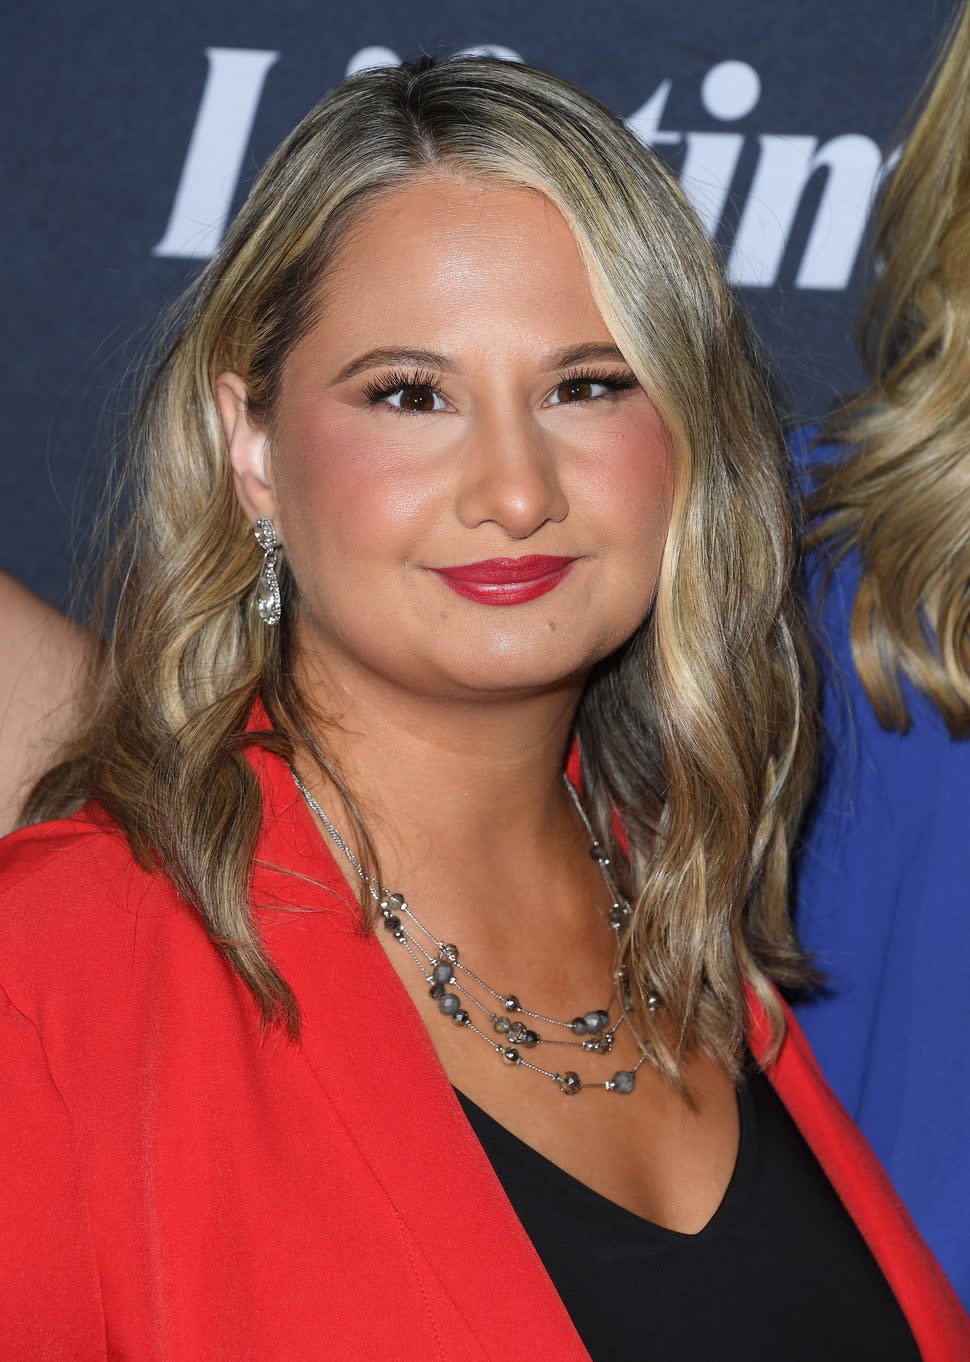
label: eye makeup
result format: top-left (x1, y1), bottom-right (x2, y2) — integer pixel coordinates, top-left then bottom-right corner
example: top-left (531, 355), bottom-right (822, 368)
top-left (360, 364), bottom-right (641, 414)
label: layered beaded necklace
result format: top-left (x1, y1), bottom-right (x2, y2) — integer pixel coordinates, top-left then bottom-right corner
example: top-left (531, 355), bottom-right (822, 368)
top-left (291, 768), bottom-right (659, 1097)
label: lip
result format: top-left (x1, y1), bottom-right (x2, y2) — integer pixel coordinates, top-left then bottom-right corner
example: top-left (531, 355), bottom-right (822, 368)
top-left (429, 555), bottom-right (579, 605)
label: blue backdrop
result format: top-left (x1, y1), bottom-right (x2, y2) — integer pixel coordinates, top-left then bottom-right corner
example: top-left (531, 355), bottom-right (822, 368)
top-left (3, 0), bottom-right (958, 605)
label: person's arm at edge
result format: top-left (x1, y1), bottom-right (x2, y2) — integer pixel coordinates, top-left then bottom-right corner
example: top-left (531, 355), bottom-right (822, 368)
top-left (0, 572), bottom-right (97, 836)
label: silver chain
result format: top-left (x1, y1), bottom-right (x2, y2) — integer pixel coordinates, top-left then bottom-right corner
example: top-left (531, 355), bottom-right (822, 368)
top-left (290, 766), bottom-right (657, 1095)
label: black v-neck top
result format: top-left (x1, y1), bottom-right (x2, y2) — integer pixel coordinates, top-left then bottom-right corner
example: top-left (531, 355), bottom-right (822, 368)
top-left (456, 1070), bottom-right (920, 1361)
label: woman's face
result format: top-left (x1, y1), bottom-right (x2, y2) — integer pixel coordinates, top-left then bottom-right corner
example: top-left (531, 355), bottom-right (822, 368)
top-left (220, 175), bottom-right (674, 702)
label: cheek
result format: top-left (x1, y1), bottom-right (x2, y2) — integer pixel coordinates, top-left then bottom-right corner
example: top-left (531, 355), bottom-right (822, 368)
top-left (273, 404), bottom-right (437, 567)
top-left (579, 413), bottom-right (674, 558)
top-left (621, 438), bottom-right (673, 538)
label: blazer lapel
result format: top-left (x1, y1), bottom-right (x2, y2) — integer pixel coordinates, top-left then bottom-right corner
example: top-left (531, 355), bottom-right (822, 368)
top-left (750, 989), bottom-right (970, 1362)
top-left (245, 734), bottom-right (969, 1360)
top-left (250, 743), bottom-right (591, 1362)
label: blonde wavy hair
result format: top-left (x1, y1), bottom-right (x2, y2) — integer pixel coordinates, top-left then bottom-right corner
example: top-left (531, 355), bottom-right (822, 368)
top-left (27, 57), bottom-right (814, 1081)
top-left (810, 0), bottom-right (970, 735)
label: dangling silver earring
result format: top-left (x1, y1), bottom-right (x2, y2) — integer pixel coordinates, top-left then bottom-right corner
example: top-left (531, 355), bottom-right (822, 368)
top-left (253, 518), bottom-right (282, 627)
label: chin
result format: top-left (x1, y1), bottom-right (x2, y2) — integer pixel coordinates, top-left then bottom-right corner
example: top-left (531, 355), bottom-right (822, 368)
top-left (424, 637), bottom-right (609, 699)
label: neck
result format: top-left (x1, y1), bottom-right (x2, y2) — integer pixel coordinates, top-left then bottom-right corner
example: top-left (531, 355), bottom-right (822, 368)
top-left (288, 641), bottom-right (616, 967)
top-left (294, 649), bottom-right (584, 850)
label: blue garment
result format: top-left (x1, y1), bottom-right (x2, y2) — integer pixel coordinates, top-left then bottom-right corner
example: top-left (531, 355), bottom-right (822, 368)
top-left (790, 428), bottom-right (970, 1312)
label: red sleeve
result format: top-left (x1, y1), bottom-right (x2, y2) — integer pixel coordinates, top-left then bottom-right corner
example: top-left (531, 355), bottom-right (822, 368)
top-left (0, 985), bottom-right (106, 1361)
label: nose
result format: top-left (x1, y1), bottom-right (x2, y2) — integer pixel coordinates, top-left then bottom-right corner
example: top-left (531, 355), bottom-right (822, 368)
top-left (455, 410), bottom-right (569, 539)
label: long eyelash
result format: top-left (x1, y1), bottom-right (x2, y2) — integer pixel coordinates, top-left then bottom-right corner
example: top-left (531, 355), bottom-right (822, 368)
top-left (361, 365), bottom-right (638, 407)
top-left (362, 367), bottom-right (442, 405)
top-left (557, 368), bottom-right (640, 395)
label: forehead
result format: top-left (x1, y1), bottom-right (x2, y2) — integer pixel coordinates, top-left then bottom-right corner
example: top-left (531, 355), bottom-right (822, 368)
top-left (343, 172), bottom-right (566, 237)
top-left (311, 174), bottom-right (608, 349)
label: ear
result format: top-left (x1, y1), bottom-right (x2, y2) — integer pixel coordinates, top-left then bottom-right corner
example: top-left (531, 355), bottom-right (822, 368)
top-left (215, 372), bottom-right (279, 529)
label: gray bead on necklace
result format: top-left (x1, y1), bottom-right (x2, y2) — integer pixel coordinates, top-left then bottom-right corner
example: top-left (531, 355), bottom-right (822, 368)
top-left (291, 767), bottom-right (659, 1096)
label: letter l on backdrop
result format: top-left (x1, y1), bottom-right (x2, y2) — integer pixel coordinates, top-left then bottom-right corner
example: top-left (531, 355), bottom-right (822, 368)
top-left (154, 48), bottom-right (279, 259)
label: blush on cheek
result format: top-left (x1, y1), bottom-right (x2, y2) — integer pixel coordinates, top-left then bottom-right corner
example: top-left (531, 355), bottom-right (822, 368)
top-left (278, 401), bottom-right (366, 506)
top-left (272, 404), bottom-right (441, 586)
top-left (634, 413), bottom-right (674, 520)
top-left (585, 417), bottom-right (674, 542)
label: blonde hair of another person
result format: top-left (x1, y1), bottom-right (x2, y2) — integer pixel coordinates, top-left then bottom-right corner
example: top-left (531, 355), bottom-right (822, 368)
top-left (24, 58), bottom-right (815, 1083)
top-left (810, 0), bottom-right (970, 735)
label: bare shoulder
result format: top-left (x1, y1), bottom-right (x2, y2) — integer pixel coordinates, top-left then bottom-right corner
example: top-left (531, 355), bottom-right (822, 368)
top-left (0, 573), bottom-right (99, 835)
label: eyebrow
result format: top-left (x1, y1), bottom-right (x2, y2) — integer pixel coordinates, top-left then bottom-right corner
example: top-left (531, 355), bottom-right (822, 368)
top-left (553, 342), bottom-right (628, 369)
top-left (330, 341), bottom-right (629, 385)
top-left (332, 347), bottom-right (449, 384)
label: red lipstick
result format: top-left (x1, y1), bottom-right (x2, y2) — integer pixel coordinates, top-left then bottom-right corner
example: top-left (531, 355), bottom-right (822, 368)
top-left (429, 555), bottom-right (578, 605)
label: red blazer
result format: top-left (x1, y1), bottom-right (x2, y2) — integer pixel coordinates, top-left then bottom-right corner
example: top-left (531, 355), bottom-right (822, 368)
top-left (1, 741), bottom-right (967, 1361)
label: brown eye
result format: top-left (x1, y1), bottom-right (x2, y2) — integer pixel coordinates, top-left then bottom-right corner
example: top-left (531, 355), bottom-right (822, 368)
top-left (555, 379), bottom-right (595, 404)
top-left (366, 373), bottom-right (446, 412)
top-left (399, 384), bottom-right (438, 412)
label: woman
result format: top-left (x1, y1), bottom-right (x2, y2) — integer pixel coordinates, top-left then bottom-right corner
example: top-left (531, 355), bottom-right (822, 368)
top-left (791, 0), bottom-right (970, 1312)
top-left (1, 58), bottom-right (964, 1360)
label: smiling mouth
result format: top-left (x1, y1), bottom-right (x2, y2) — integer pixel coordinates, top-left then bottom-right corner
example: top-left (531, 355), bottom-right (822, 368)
top-left (428, 555), bottom-right (579, 605)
